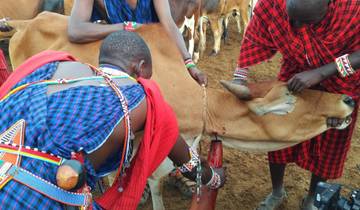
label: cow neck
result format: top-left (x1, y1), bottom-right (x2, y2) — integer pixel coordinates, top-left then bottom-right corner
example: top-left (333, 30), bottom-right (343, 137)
top-left (204, 88), bottom-right (250, 136)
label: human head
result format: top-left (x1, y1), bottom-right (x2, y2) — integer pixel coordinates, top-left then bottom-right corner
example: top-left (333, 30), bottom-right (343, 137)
top-left (99, 30), bottom-right (152, 78)
top-left (286, 0), bottom-right (330, 28)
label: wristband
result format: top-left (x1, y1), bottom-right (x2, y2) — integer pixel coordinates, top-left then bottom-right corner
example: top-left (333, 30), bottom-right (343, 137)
top-left (178, 147), bottom-right (200, 173)
top-left (184, 58), bottom-right (196, 69)
top-left (123, 21), bottom-right (137, 32)
top-left (335, 54), bottom-right (355, 77)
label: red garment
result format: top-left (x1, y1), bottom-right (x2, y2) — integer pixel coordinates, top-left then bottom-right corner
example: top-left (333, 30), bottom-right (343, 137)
top-left (236, 0), bottom-right (360, 178)
top-left (0, 49), bottom-right (10, 87)
top-left (0, 50), bottom-right (76, 99)
top-left (96, 78), bottom-right (179, 210)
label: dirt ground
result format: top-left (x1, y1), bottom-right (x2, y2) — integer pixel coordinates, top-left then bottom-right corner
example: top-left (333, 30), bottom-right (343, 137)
top-left (0, 18), bottom-right (358, 210)
top-left (139, 20), bottom-right (360, 210)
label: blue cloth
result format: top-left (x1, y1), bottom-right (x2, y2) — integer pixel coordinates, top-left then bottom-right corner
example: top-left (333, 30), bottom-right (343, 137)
top-left (91, 0), bottom-right (159, 24)
top-left (0, 62), bottom-right (145, 209)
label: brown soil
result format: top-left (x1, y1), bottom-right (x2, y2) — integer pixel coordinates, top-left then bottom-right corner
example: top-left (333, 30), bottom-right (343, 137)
top-left (139, 19), bottom-right (360, 210)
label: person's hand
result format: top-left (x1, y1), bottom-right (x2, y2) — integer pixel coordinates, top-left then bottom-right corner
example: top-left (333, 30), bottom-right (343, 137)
top-left (287, 69), bottom-right (323, 93)
top-left (188, 66), bottom-right (208, 86)
top-left (0, 18), bottom-right (13, 32)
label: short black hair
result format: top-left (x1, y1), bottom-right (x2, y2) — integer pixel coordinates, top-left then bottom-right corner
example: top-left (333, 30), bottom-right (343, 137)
top-left (99, 30), bottom-right (152, 68)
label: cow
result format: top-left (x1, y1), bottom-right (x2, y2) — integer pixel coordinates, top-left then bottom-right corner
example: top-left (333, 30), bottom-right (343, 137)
top-left (0, 0), bottom-right (73, 37)
top-left (197, 0), bottom-right (251, 57)
top-left (4, 12), bottom-right (355, 209)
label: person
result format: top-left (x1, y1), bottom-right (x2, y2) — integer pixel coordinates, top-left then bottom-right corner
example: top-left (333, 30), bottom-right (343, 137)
top-left (0, 30), bottom-right (224, 209)
top-left (220, 0), bottom-right (360, 209)
top-left (67, 0), bottom-right (207, 86)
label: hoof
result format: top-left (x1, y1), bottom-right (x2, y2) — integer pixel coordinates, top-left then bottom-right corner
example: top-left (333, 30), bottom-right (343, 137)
top-left (209, 50), bottom-right (218, 56)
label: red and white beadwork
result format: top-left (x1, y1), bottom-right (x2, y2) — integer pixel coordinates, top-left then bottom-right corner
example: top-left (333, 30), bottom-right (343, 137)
top-left (206, 167), bottom-right (222, 190)
top-left (335, 54), bottom-right (355, 78)
top-left (178, 147), bottom-right (200, 173)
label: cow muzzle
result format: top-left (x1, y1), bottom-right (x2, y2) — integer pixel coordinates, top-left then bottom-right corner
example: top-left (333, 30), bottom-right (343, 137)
top-left (327, 115), bottom-right (352, 130)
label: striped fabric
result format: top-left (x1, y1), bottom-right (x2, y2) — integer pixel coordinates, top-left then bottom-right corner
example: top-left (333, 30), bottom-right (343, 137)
top-left (91, 0), bottom-right (159, 24)
top-left (234, 0), bottom-right (360, 179)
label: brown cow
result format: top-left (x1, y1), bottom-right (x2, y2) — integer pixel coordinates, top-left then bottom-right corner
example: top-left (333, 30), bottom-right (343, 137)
top-left (0, 0), bottom-right (73, 19)
top-left (198, 0), bottom-right (251, 57)
top-left (5, 12), bottom-right (355, 209)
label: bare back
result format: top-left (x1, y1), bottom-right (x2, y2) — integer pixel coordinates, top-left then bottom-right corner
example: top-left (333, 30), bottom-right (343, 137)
top-left (48, 61), bottom-right (147, 170)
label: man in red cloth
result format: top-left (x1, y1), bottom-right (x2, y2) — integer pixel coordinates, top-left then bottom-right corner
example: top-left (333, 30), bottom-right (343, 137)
top-left (221, 0), bottom-right (360, 209)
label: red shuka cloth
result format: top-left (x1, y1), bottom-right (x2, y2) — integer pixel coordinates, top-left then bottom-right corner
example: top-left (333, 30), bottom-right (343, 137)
top-left (236, 0), bottom-right (360, 178)
top-left (0, 49), bottom-right (10, 87)
top-left (96, 77), bottom-right (179, 209)
top-left (0, 50), bottom-right (179, 208)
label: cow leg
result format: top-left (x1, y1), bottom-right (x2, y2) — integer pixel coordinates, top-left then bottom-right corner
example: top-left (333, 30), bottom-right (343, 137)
top-left (198, 16), bottom-right (208, 58)
top-left (187, 15), bottom-right (195, 58)
top-left (222, 15), bottom-right (229, 45)
top-left (209, 15), bottom-right (223, 56)
top-left (149, 157), bottom-right (175, 210)
top-left (148, 178), bottom-right (166, 210)
top-left (240, 5), bottom-right (249, 36)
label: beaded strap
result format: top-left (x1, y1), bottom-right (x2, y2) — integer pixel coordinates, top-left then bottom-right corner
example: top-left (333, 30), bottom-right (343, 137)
top-left (335, 54), bottom-right (355, 78)
top-left (123, 21), bottom-right (137, 32)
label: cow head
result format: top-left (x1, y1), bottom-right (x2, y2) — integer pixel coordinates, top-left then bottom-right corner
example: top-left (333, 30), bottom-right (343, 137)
top-left (209, 81), bottom-right (354, 152)
top-left (246, 82), bottom-right (354, 128)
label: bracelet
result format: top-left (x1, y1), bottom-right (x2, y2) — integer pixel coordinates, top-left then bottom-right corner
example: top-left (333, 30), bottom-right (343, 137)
top-left (233, 66), bottom-right (249, 81)
top-left (184, 58), bottom-right (196, 69)
top-left (335, 54), bottom-right (354, 77)
top-left (205, 167), bottom-right (222, 190)
top-left (178, 147), bottom-right (200, 173)
top-left (123, 21), bottom-right (137, 32)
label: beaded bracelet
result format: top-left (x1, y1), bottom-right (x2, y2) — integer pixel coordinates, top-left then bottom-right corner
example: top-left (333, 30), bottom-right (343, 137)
top-left (177, 147), bottom-right (202, 200)
top-left (184, 58), bottom-right (197, 69)
top-left (178, 147), bottom-right (200, 173)
top-left (335, 54), bottom-right (355, 78)
top-left (233, 66), bottom-right (249, 81)
top-left (205, 167), bottom-right (222, 190)
top-left (123, 21), bottom-right (137, 32)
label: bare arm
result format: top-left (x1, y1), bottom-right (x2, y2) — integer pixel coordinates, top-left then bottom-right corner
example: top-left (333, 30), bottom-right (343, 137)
top-left (288, 50), bottom-right (360, 92)
top-left (153, 0), bottom-right (191, 60)
top-left (153, 0), bottom-right (208, 86)
top-left (68, 0), bottom-right (124, 43)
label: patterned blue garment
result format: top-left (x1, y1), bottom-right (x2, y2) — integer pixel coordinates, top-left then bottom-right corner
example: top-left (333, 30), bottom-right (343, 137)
top-left (91, 0), bottom-right (159, 24)
top-left (0, 62), bottom-right (145, 209)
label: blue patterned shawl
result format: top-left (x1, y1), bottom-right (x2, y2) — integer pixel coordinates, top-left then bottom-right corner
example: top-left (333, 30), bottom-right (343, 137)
top-left (91, 0), bottom-right (159, 23)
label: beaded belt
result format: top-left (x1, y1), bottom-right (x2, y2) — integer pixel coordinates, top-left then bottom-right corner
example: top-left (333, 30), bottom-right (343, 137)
top-left (0, 160), bottom-right (90, 207)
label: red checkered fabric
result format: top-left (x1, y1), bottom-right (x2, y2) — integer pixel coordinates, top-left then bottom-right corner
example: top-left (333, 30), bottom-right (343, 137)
top-left (0, 49), bottom-right (10, 86)
top-left (235, 0), bottom-right (360, 179)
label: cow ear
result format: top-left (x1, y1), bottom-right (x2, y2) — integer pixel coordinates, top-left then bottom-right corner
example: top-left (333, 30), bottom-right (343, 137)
top-left (247, 89), bottom-right (297, 116)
